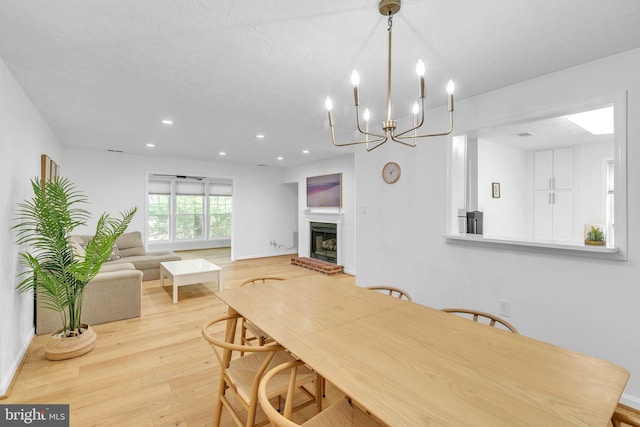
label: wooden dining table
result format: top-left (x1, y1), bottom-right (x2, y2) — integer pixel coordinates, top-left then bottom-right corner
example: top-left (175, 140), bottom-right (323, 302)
top-left (215, 275), bottom-right (629, 426)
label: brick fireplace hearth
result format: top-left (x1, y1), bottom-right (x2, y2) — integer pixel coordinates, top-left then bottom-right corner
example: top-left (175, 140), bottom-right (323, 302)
top-left (291, 257), bottom-right (344, 275)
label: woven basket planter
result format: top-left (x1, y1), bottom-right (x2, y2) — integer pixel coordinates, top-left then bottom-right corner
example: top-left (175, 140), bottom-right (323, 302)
top-left (44, 324), bottom-right (97, 361)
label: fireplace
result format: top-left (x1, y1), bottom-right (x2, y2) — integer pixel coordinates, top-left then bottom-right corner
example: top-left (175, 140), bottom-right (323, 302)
top-left (310, 222), bottom-right (337, 264)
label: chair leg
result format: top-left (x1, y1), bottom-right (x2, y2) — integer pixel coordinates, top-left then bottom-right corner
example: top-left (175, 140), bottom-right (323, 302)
top-left (214, 378), bottom-right (226, 426)
top-left (315, 375), bottom-right (323, 412)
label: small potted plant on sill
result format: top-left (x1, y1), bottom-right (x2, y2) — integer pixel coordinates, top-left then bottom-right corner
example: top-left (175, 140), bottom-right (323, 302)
top-left (584, 225), bottom-right (606, 246)
top-left (13, 176), bottom-right (136, 360)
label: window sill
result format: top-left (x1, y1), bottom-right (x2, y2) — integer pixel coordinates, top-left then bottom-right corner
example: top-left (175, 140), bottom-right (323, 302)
top-left (444, 233), bottom-right (624, 260)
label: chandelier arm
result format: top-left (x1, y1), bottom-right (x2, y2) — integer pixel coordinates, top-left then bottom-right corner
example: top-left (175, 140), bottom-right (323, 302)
top-left (391, 112), bottom-right (454, 141)
top-left (354, 106), bottom-right (386, 140)
top-left (391, 134), bottom-right (417, 147)
top-left (330, 128), bottom-right (388, 147)
top-left (365, 139), bottom-right (388, 151)
top-left (332, 137), bottom-right (388, 147)
top-left (393, 99), bottom-right (426, 139)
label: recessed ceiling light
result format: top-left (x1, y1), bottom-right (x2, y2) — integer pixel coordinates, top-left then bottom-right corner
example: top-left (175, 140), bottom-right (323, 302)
top-left (146, 143), bottom-right (156, 148)
top-left (218, 151), bottom-right (227, 156)
top-left (567, 107), bottom-right (613, 135)
top-left (277, 156), bottom-right (284, 161)
top-left (302, 150), bottom-right (310, 154)
top-left (161, 119), bottom-right (173, 125)
top-left (255, 134), bottom-right (265, 139)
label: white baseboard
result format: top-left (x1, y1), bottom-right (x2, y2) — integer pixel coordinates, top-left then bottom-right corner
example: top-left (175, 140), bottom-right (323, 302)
top-left (234, 250), bottom-right (298, 261)
top-left (0, 330), bottom-right (33, 397)
top-left (621, 393), bottom-right (640, 410)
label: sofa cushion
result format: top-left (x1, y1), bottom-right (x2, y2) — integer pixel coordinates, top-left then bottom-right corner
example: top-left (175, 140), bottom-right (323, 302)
top-left (105, 252), bottom-right (181, 271)
top-left (115, 231), bottom-right (146, 257)
top-left (100, 262), bottom-right (135, 273)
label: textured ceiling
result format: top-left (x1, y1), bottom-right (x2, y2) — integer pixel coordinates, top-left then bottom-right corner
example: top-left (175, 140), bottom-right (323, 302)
top-left (1, 0), bottom-right (639, 167)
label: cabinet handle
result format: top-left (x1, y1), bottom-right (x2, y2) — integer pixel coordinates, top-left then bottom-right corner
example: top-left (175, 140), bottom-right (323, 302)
top-left (549, 193), bottom-right (552, 204)
top-left (552, 193), bottom-right (556, 204)
top-left (552, 177), bottom-right (556, 190)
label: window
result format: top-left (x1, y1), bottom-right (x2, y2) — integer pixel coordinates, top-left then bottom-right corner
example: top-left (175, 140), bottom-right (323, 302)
top-left (148, 194), bottom-right (170, 241)
top-left (147, 177), bottom-right (232, 244)
top-left (210, 196), bottom-right (232, 238)
top-left (148, 180), bottom-right (171, 242)
top-left (175, 181), bottom-right (205, 240)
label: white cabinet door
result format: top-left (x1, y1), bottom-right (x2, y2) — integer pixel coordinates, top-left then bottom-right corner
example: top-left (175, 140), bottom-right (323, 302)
top-left (533, 190), bottom-right (573, 242)
top-left (534, 151), bottom-right (553, 190)
top-left (552, 191), bottom-right (573, 242)
top-left (533, 192), bottom-right (553, 240)
top-left (533, 148), bottom-right (574, 242)
top-left (534, 148), bottom-right (573, 190)
top-left (552, 148), bottom-right (573, 190)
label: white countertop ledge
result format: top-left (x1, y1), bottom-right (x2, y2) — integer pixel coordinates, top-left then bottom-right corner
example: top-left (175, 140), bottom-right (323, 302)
top-left (444, 233), bottom-right (624, 260)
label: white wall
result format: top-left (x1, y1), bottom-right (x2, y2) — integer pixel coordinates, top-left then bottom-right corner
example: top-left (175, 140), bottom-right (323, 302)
top-left (0, 58), bottom-right (63, 395)
top-left (62, 148), bottom-right (298, 261)
top-left (478, 139), bottom-right (529, 238)
top-left (283, 154), bottom-right (356, 274)
top-left (355, 47), bottom-right (640, 406)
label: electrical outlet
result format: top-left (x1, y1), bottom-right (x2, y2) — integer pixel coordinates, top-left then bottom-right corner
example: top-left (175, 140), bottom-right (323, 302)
top-left (498, 300), bottom-right (511, 317)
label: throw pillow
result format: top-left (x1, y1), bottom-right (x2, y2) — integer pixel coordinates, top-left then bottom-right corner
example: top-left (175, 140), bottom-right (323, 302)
top-left (68, 235), bottom-right (87, 260)
top-left (106, 244), bottom-right (121, 262)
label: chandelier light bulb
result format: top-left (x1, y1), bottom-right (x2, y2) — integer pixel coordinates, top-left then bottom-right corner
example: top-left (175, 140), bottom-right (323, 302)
top-left (325, 97), bottom-right (333, 111)
top-left (412, 102), bottom-right (420, 115)
top-left (416, 60), bottom-right (426, 77)
top-left (447, 80), bottom-right (455, 95)
top-left (364, 108), bottom-right (371, 122)
top-left (351, 70), bottom-right (360, 87)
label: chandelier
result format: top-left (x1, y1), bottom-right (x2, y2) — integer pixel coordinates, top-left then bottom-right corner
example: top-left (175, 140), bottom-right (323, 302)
top-left (325, 0), bottom-right (455, 151)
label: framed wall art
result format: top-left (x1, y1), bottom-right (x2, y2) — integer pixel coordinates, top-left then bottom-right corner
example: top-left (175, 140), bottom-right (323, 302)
top-left (306, 173), bottom-right (342, 208)
top-left (492, 182), bottom-right (501, 198)
top-left (41, 154), bottom-right (59, 187)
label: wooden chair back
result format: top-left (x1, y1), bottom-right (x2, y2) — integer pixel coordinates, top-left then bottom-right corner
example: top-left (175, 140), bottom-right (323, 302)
top-left (441, 308), bottom-right (519, 334)
top-left (259, 360), bottom-right (383, 427)
top-left (202, 313), bottom-right (286, 426)
top-left (203, 312), bottom-right (320, 427)
top-left (365, 286), bottom-right (412, 301)
top-left (611, 403), bottom-right (640, 427)
top-left (240, 276), bottom-right (286, 287)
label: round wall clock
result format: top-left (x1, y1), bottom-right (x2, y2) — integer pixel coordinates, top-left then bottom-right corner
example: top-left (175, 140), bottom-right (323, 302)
top-left (382, 161), bottom-right (401, 184)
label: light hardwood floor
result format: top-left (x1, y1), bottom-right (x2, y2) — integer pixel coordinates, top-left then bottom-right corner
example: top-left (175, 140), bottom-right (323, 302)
top-left (4, 249), bottom-right (354, 426)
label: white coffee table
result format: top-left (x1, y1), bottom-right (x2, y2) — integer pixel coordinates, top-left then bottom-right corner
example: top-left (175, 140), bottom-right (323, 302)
top-left (160, 258), bottom-right (222, 303)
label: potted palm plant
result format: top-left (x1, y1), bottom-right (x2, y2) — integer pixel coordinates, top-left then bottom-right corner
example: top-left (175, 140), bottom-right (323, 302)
top-left (13, 176), bottom-right (136, 360)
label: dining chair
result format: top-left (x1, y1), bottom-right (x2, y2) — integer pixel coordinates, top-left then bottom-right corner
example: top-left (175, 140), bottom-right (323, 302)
top-left (258, 360), bottom-right (384, 427)
top-left (441, 308), bottom-right (519, 334)
top-left (611, 403), bottom-right (640, 427)
top-left (365, 286), bottom-right (412, 301)
top-left (202, 313), bottom-right (321, 427)
top-left (240, 276), bottom-right (286, 349)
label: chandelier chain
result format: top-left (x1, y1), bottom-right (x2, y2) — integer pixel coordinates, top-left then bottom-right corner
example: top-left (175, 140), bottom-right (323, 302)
top-left (387, 12), bottom-right (393, 32)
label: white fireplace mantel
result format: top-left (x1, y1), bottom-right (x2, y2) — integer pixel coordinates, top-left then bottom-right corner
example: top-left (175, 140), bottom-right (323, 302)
top-left (301, 211), bottom-right (344, 265)
top-left (303, 211), bottom-right (343, 224)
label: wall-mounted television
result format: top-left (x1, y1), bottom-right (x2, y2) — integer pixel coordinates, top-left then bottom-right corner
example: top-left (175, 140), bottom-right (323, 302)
top-left (306, 173), bottom-right (342, 208)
